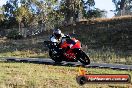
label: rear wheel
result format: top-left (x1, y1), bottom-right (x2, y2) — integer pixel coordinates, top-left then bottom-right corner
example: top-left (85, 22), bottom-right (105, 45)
top-left (77, 50), bottom-right (90, 65)
top-left (49, 50), bottom-right (62, 63)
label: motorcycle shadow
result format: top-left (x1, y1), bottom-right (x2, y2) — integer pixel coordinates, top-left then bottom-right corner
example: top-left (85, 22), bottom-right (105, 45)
top-left (5, 58), bottom-right (86, 67)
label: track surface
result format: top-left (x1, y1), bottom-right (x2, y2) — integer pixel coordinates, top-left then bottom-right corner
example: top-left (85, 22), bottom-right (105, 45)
top-left (4, 58), bottom-right (132, 71)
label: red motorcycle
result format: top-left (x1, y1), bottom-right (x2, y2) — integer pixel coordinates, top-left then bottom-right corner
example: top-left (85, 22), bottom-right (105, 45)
top-left (44, 37), bottom-right (90, 65)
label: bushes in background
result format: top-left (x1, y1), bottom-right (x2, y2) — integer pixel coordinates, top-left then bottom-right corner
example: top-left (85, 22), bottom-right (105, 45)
top-left (6, 29), bottom-right (23, 40)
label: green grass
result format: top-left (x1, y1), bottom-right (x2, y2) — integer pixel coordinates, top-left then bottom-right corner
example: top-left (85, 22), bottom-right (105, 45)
top-left (0, 36), bottom-right (131, 64)
top-left (0, 38), bottom-right (49, 58)
top-left (87, 48), bottom-right (132, 64)
top-left (0, 50), bottom-right (49, 58)
top-left (0, 62), bottom-right (132, 88)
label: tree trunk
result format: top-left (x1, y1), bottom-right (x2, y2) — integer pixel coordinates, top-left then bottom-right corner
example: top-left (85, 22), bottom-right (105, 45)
top-left (19, 22), bottom-right (21, 34)
top-left (120, 0), bottom-right (126, 10)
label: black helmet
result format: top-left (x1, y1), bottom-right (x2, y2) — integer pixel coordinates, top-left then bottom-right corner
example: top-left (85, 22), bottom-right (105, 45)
top-left (53, 29), bottom-right (62, 39)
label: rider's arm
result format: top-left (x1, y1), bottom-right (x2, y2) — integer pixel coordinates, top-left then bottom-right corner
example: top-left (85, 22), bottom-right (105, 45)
top-left (50, 36), bottom-right (59, 49)
top-left (50, 36), bottom-right (57, 42)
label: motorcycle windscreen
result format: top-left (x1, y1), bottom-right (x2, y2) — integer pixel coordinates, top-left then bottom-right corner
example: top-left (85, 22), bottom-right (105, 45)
top-left (60, 41), bottom-right (70, 48)
top-left (60, 38), bottom-right (81, 49)
top-left (71, 40), bottom-right (81, 49)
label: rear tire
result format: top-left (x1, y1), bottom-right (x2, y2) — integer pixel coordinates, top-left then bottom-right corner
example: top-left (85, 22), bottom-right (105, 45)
top-left (49, 50), bottom-right (62, 63)
top-left (76, 50), bottom-right (90, 65)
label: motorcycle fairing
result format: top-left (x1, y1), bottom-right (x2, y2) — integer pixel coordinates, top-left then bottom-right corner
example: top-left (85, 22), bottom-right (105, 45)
top-left (60, 38), bottom-right (81, 49)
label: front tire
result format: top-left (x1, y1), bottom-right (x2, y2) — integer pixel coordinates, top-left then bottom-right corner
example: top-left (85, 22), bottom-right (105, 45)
top-left (49, 50), bottom-right (62, 63)
top-left (76, 50), bottom-right (90, 65)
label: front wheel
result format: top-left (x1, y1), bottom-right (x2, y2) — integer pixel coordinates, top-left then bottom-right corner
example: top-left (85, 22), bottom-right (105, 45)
top-left (49, 50), bottom-right (62, 63)
top-left (76, 50), bottom-right (90, 65)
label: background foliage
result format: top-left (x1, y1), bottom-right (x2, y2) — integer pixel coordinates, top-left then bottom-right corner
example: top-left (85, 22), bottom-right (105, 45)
top-left (0, 0), bottom-right (108, 38)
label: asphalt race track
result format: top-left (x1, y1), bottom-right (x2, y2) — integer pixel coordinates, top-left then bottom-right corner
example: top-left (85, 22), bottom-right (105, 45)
top-left (3, 58), bottom-right (132, 71)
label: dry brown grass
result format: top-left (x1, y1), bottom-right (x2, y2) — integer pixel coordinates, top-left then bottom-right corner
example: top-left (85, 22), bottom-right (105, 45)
top-left (0, 62), bottom-right (132, 88)
top-left (79, 15), bottom-right (132, 23)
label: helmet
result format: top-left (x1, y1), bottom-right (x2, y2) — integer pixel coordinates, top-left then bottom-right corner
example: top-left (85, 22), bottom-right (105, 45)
top-left (53, 29), bottom-right (62, 39)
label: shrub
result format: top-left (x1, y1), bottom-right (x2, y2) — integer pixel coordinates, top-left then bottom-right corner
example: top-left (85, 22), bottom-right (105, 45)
top-left (6, 29), bottom-right (23, 40)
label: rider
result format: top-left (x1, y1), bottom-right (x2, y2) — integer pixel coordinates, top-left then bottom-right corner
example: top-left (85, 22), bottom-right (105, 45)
top-left (50, 28), bottom-right (65, 44)
top-left (50, 28), bottom-right (78, 52)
